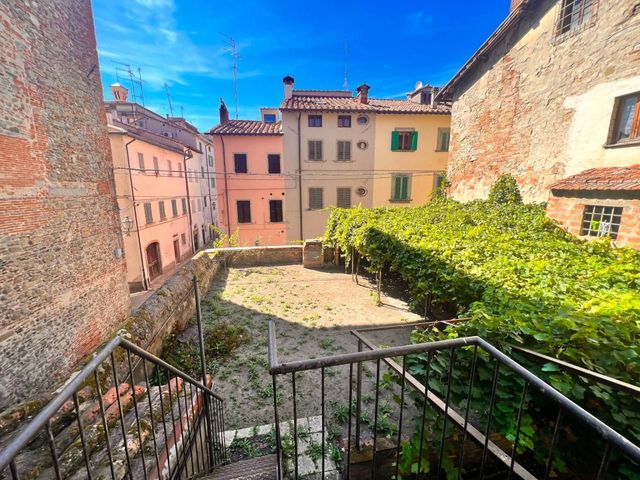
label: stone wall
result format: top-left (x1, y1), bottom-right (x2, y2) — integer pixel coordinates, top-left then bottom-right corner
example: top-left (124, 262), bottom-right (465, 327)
top-left (447, 0), bottom-right (640, 202)
top-left (547, 192), bottom-right (640, 248)
top-left (0, 1), bottom-right (131, 410)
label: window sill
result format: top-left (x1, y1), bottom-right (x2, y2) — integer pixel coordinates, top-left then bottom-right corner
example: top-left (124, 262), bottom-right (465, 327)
top-left (435, 149), bottom-right (449, 153)
top-left (305, 159), bottom-right (326, 163)
top-left (391, 150), bottom-right (417, 153)
top-left (389, 199), bottom-right (412, 203)
top-left (603, 139), bottom-right (640, 149)
top-left (334, 159), bottom-right (354, 163)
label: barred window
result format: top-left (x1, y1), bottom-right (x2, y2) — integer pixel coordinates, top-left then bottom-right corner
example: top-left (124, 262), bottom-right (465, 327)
top-left (337, 141), bottom-right (351, 161)
top-left (309, 188), bottom-right (324, 210)
top-left (337, 187), bottom-right (351, 208)
top-left (308, 141), bottom-right (323, 161)
top-left (580, 205), bottom-right (623, 239)
top-left (557, 0), bottom-right (596, 36)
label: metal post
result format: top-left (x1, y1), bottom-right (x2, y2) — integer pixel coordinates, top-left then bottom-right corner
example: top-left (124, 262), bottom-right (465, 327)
top-left (355, 340), bottom-right (363, 450)
top-left (194, 276), bottom-right (216, 467)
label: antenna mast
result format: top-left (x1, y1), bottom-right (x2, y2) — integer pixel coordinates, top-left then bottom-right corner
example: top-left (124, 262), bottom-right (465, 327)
top-left (222, 34), bottom-right (240, 119)
top-left (113, 62), bottom-right (145, 105)
top-left (343, 40), bottom-right (349, 90)
top-left (164, 81), bottom-right (174, 117)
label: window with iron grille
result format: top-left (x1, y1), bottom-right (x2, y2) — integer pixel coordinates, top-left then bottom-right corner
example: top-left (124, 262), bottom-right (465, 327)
top-left (337, 187), bottom-right (351, 208)
top-left (269, 200), bottom-right (284, 222)
top-left (609, 92), bottom-right (640, 144)
top-left (437, 128), bottom-right (451, 152)
top-left (171, 199), bottom-right (178, 217)
top-left (234, 153), bottom-right (248, 173)
top-left (337, 141), bottom-right (352, 161)
top-left (581, 205), bottom-right (623, 239)
top-left (138, 153), bottom-right (146, 172)
top-left (309, 188), bottom-right (324, 210)
top-left (391, 174), bottom-right (411, 201)
top-left (143, 202), bottom-right (153, 224)
top-left (268, 154), bottom-right (281, 174)
top-left (308, 115), bottom-right (322, 127)
top-left (557, 0), bottom-right (597, 37)
top-left (159, 201), bottom-right (166, 220)
top-left (308, 141), bottom-right (323, 161)
top-left (181, 198), bottom-right (187, 214)
top-left (237, 200), bottom-right (251, 223)
top-left (338, 115), bottom-right (352, 128)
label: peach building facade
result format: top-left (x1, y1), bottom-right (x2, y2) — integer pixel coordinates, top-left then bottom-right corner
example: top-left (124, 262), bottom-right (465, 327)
top-left (209, 102), bottom-right (286, 246)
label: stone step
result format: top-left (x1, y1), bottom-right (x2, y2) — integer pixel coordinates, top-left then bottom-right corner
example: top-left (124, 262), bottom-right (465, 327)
top-left (199, 455), bottom-right (277, 480)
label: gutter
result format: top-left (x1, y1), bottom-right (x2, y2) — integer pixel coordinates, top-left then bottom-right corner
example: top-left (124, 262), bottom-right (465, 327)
top-left (124, 137), bottom-right (149, 290)
top-left (297, 112), bottom-right (303, 241)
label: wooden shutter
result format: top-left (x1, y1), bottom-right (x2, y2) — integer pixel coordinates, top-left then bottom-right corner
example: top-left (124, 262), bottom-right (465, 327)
top-left (391, 131), bottom-right (399, 151)
top-left (410, 132), bottom-right (418, 151)
top-left (337, 188), bottom-right (351, 208)
top-left (393, 176), bottom-right (402, 200)
top-left (401, 176), bottom-right (409, 199)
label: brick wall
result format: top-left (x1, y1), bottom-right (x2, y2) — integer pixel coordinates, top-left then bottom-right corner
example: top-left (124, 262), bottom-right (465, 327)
top-left (0, 1), bottom-right (130, 410)
top-left (547, 192), bottom-right (640, 248)
top-left (447, 0), bottom-right (640, 202)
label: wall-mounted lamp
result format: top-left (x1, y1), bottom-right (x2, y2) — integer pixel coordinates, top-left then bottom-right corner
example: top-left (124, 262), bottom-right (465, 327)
top-left (122, 216), bottom-right (134, 236)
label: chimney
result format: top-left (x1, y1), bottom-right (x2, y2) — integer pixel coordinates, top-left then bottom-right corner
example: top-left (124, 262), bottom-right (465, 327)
top-left (356, 83), bottom-right (370, 104)
top-left (283, 76), bottom-right (295, 100)
top-left (109, 83), bottom-right (128, 102)
top-left (219, 98), bottom-right (229, 124)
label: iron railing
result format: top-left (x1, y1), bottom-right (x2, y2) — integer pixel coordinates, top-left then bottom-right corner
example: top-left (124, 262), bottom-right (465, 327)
top-left (0, 336), bottom-right (228, 480)
top-left (267, 320), bottom-right (640, 479)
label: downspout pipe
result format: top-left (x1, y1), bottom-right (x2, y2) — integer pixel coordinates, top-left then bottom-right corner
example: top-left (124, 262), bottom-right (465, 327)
top-left (203, 138), bottom-right (215, 236)
top-left (297, 112), bottom-right (303, 241)
top-left (220, 135), bottom-right (232, 237)
top-left (183, 149), bottom-right (195, 254)
top-left (124, 137), bottom-right (148, 290)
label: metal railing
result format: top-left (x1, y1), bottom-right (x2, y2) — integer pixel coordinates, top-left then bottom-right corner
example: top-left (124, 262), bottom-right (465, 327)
top-left (267, 320), bottom-right (640, 479)
top-left (0, 336), bottom-right (228, 479)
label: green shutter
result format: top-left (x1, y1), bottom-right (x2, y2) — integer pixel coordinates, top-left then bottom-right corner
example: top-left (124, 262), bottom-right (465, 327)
top-left (410, 131), bottom-right (418, 151)
top-left (391, 131), bottom-right (399, 151)
top-left (401, 176), bottom-right (409, 199)
top-left (393, 176), bottom-right (401, 200)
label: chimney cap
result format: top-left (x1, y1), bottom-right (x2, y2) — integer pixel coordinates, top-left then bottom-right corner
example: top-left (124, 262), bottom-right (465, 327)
top-left (283, 75), bottom-right (295, 85)
top-left (356, 83), bottom-right (370, 92)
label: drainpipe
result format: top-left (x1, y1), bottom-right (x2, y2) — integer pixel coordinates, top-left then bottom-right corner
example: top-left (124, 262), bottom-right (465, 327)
top-left (124, 137), bottom-right (149, 290)
top-left (204, 139), bottom-right (215, 237)
top-left (297, 112), bottom-right (303, 241)
top-left (183, 149), bottom-right (195, 254)
top-left (220, 135), bottom-right (232, 237)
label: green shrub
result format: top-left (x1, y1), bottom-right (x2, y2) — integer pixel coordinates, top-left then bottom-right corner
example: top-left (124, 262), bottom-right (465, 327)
top-left (488, 173), bottom-right (523, 204)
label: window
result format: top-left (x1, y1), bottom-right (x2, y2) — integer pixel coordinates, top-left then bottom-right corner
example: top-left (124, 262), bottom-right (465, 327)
top-left (199, 142), bottom-right (203, 151)
top-left (309, 188), bottom-right (324, 210)
top-left (181, 198), bottom-right (187, 214)
top-left (268, 154), bottom-right (281, 174)
top-left (197, 198), bottom-right (202, 212)
top-left (581, 205), bottom-right (623, 239)
top-left (337, 187), bottom-right (351, 208)
top-left (338, 115), bottom-right (352, 128)
top-left (357, 115), bottom-right (369, 125)
top-left (204, 196), bottom-right (207, 207)
top-left (181, 233), bottom-right (186, 245)
top-left (171, 199), bottom-right (178, 217)
top-left (308, 140), bottom-right (323, 161)
top-left (557, 0), bottom-right (596, 36)
top-left (437, 128), bottom-right (451, 152)
top-left (237, 200), bottom-right (251, 223)
top-left (143, 202), bottom-right (153, 224)
top-left (264, 113), bottom-right (276, 123)
top-left (434, 173), bottom-right (446, 191)
top-left (269, 200), bottom-right (284, 222)
top-left (153, 157), bottom-right (159, 175)
top-left (308, 115), bottom-right (322, 127)
top-left (337, 141), bottom-right (352, 161)
top-left (138, 153), bottom-right (146, 172)
top-left (391, 174), bottom-right (410, 201)
top-left (610, 93), bottom-right (640, 144)
top-left (234, 153), bottom-right (248, 173)
top-left (210, 178), bottom-right (215, 188)
top-left (208, 154), bottom-right (213, 167)
top-left (178, 163), bottom-right (183, 177)
top-left (201, 166), bottom-right (205, 178)
top-left (391, 131), bottom-right (418, 151)
top-left (159, 200), bottom-right (166, 220)
top-left (167, 160), bottom-right (172, 176)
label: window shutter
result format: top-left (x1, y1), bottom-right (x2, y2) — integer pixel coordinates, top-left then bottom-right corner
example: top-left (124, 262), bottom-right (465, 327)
top-left (401, 176), bottom-right (409, 199)
top-left (391, 131), bottom-right (399, 151)
top-left (344, 141), bottom-right (351, 160)
top-left (410, 132), bottom-right (418, 151)
top-left (393, 176), bottom-right (402, 199)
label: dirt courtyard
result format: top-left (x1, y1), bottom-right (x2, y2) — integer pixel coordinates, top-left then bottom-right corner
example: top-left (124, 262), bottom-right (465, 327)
top-left (168, 264), bottom-right (424, 438)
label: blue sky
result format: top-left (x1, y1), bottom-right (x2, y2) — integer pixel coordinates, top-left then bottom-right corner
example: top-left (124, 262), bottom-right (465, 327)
top-left (93, 0), bottom-right (510, 131)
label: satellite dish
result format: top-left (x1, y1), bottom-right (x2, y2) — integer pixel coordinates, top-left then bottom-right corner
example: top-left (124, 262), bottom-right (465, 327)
top-left (414, 81), bottom-right (423, 91)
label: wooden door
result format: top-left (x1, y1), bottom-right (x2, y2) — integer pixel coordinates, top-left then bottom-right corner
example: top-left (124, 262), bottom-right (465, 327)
top-left (146, 242), bottom-right (162, 281)
top-left (173, 239), bottom-right (180, 263)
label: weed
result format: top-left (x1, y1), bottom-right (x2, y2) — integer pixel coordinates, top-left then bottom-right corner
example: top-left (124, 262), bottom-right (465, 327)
top-left (231, 438), bottom-right (260, 458)
top-left (306, 441), bottom-right (324, 467)
top-left (319, 338), bottom-right (334, 350)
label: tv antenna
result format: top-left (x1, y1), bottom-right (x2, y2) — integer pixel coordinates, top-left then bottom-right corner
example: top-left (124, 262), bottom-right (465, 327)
top-left (222, 34), bottom-right (241, 119)
top-left (114, 62), bottom-right (145, 106)
top-left (343, 40), bottom-right (349, 90)
top-left (164, 81), bottom-right (174, 117)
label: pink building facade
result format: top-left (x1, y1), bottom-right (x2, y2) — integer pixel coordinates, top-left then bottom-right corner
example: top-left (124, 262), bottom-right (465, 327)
top-left (209, 103), bottom-right (286, 246)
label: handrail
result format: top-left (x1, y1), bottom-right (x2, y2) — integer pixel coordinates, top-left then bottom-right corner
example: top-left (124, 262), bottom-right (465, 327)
top-left (267, 320), bottom-right (640, 464)
top-left (0, 335), bottom-right (223, 472)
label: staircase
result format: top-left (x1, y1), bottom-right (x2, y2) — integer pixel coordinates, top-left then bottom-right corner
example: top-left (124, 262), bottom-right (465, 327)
top-left (197, 455), bottom-right (277, 479)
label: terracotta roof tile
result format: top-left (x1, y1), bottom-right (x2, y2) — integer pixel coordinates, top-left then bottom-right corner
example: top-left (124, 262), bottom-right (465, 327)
top-left (279, 96), bottom-right (450, 114)
top-left (208, 120), bottom-right (283, 136)
top-left (550, 165), bottom-right (640, 191)
top-left (108, 120), bottom-right (187, 154)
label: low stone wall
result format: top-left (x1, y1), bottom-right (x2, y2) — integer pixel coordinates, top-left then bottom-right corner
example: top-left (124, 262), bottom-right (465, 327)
top-left (212, 245), bottom-right (303, 268)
